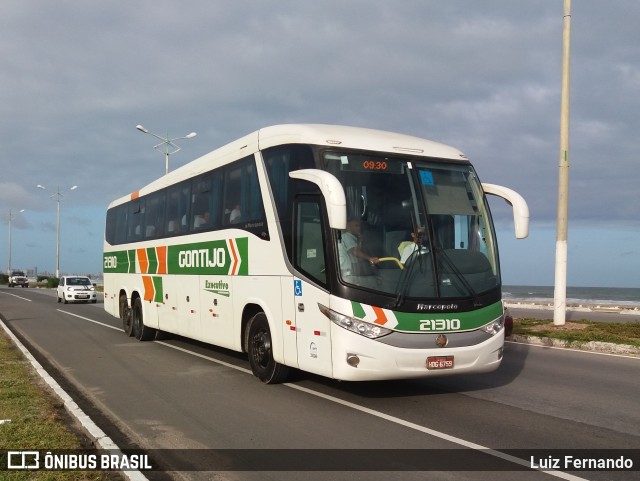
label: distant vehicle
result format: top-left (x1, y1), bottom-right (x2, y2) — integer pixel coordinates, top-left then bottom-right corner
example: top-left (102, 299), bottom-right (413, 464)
top-left (103, 124), bottom-right (529, 383)
top-left (8, 270), bottom-right (29, 288)
top-left (57, 276), bottom-right (97, 304)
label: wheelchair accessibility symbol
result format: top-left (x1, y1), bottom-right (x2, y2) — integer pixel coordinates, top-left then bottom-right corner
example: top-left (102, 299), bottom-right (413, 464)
top-left (294, 280), bottom-right (302, 297)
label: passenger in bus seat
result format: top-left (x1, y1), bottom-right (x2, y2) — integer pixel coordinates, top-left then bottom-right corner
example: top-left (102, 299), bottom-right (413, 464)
top-left (229, 203), bottom-right (241, 223)
top-left (399, 226), bottom-right (429, 264)
top-left (193, 211), bottom-right (210, 229)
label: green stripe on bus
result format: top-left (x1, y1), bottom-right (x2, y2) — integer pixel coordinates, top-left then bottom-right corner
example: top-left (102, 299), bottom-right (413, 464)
top-left (349, 300), bottom-right (503, 333)
top-left (351, 301), bottom-right (366, 320)
top-left (103, 251), bottom-right (131, 273)
top-left (104, 237), bottom-right (249, 276)
top-left (152, 276), bottom-right (163, 303)
top-left (147, 247), bottom-right (158, 274)
top-left (128, 250), bottom-right (136, 273)
top-left (392, 301), bottom-right (503, 332)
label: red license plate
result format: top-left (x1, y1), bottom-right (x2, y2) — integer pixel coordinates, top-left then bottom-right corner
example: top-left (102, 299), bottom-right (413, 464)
top-left (427, 356), bottom-right (454, 370)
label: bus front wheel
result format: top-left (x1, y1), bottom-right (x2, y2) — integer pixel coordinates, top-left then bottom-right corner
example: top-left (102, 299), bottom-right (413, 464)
top-left (247, 313), bottom-right (290, 384)
top-left (132, 298), bottom-right (156, 341)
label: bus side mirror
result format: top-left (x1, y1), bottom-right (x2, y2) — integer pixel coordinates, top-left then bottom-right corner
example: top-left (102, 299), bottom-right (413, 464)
top-left (482, 183), bottom-right (529, 239)
top-left (289, 169), bottom-right (347, 229)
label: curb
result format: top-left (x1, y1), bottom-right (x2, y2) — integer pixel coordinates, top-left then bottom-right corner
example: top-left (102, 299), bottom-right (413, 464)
top-left (508, 334), bottom-right (640, 356)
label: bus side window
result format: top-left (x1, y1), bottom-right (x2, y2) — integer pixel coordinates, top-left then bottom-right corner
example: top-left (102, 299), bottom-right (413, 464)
top-left (166, 181), bottom-right (191, 236)
top-left (222, 155), bottom-right (265, 228)
top-left (109, 204), bottom-right (129, 245)
top-left (223, 164), bottom-right (243, 226)
top-left (294, 199), bottom-right (327, 286)
top-left (128, 200), bottom-right (143, 242)
top-left (145, 190), bottom-right (165, 239)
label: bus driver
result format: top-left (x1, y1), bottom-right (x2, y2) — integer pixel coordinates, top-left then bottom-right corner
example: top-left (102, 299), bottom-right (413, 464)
top-left (339, 217), bottom-right (380, 276)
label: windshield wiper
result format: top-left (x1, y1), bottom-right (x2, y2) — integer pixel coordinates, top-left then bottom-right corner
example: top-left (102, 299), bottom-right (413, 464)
top-left (391, 248), bottom-right (430, 309)
top-left (434, 246), bottom-right (482, 306)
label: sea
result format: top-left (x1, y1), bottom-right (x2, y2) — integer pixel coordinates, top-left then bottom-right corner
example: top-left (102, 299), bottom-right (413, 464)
top-left (503, 285), bottom-right (640, 308)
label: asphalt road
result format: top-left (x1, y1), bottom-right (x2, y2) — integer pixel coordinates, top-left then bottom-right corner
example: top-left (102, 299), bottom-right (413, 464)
top-left (1, 286), bottom-right (639, 481)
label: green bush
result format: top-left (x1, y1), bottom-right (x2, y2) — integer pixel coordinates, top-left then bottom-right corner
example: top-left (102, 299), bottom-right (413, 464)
top-left (0, 273), bottom-right (8, 285)
top-left (47, 277), bottom-right (60, 288)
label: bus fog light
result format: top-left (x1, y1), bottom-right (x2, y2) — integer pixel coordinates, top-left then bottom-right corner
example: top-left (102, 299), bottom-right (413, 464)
top-left (346, 354), bottom-right (360, 367)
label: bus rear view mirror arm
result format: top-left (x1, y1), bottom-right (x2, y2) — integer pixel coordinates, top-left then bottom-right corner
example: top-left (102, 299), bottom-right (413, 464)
top-left (482, 183), bottom-right (529, 239)
top-left (289, 169), bottom-right (347, 229)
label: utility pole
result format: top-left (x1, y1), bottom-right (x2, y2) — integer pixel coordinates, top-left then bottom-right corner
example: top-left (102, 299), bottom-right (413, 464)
top-left (553, 0), bottom-right (572, 326)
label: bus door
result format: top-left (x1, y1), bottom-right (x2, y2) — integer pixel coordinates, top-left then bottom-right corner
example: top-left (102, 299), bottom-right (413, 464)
top-left (157, 275), bottom-right (180, 334)
top-left (198, 274), bottom-right (234, 349)
top-left (156, 274), bottom-right (199, 337)
top-left (292, 197), bottom-right (333, 378)
top-left (176, 275), bottom-right (200, 337)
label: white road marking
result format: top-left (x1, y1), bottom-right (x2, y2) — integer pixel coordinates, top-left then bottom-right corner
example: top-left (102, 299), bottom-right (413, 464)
top-left (57, 309), bottom-right (123, 331)
top-left (0, 291), bottom-right (32, 302)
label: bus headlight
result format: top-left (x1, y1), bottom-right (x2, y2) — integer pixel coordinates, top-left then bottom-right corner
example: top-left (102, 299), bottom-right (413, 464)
top-left (480, 316), bottom-right (505, 336)
top-left (318, 304), bottom-right (392, 339)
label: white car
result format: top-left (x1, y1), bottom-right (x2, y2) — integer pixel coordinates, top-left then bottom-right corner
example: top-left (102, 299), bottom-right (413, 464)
top-left (57, 276), bottom-right (97, 304)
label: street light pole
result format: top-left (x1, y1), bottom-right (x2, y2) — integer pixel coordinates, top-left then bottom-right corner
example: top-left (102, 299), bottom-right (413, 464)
top-left (7, 208), bottom-right (25, 275)
top-left (136, 125), bottom-right (197, 175)
top-left (37, 185), bottom-right (77, 278)
top-left (553, 0), bottom-right (572, 326)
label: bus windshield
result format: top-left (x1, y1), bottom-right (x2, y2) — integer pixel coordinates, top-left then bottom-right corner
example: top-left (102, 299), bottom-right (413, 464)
top-left (325, 152), bottom-right (500, 301)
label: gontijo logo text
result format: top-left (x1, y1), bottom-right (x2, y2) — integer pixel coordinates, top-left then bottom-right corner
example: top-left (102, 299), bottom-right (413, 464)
top-left (103, 238), bottom-right (248, 276)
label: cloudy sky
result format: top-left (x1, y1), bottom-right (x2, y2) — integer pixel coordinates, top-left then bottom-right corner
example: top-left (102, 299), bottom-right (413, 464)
top-left (1, 1), bottom-right (638, 287)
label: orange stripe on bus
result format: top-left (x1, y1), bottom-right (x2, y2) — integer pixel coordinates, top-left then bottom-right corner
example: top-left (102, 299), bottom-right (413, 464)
top-left (156, 245), bottom-right (167, 274)
top-left (137, 248), bottom-right (149, 274)
top-left (228, 239), bottom-right (239, 275)
top-left (372, 306), bottom-right (388, 325)
top-left (142, 276), bottom-right (154, 302)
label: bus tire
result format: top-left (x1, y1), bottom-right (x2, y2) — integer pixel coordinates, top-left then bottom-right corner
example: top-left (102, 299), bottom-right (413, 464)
top-left (121, 294), bottom-right (134, 337)
top-left (132, 297), bottom-right (156, 341)
top-left (247, 312), bottom-right (290, 384)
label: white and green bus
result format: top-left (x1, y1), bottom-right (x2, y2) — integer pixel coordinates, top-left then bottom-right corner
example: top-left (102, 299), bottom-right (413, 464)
top-left (103, 124), bottom-right (528, 383)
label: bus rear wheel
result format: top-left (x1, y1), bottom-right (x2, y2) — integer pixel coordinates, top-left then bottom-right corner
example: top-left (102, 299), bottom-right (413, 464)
top-left (132, 297), bottom-right (156, 341)
top-left (120, 294), bottom-right (134, 337)
top-left (247, 312), bottom-right (290, 384)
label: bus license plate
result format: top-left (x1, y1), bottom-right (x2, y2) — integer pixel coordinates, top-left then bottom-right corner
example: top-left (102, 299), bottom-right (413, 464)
top-left (427, 356), bottom-right (454, 370)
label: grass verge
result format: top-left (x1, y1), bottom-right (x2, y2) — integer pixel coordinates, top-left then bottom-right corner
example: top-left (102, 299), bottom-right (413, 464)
top-left (0, 328), bottom-right (120, 480)
top-left (512, 318), bottom-right (640, 349)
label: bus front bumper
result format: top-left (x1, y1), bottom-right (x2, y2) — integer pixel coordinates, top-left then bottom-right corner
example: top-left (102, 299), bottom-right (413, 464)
top-left (330, 326), bottom-right (505, 381)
